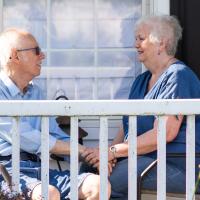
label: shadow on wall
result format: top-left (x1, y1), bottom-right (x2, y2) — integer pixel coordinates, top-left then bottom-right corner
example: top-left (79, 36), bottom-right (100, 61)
top-left (114, 0), bottom-right (142, 99)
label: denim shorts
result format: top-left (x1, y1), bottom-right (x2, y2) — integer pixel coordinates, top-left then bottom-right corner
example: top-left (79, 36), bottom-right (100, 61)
top-left (0, 160), bottom-right (91, 199)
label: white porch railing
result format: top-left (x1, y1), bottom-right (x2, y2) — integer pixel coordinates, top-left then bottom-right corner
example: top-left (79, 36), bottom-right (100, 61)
top-left (0, 99), bottom-right (200, 200)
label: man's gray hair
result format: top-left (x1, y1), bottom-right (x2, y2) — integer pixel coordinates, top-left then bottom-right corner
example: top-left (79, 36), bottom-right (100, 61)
top-left (135, 15), bottom-right (182, 56)
top-left (0, 28), bottom-right (27, 67)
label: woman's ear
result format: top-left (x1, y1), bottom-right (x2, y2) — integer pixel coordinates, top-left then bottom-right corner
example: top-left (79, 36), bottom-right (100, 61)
top-left (160, 38), bottom-right (168, 50)
top-left (157, 39), bottom-right (167, 55)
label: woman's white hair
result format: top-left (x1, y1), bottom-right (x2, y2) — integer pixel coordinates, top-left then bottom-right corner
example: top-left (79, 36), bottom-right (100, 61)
top-left (135, 15), bottom-right (182, 56)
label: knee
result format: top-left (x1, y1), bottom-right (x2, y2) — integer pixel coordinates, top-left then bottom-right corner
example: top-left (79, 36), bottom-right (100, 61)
top-left (48, 185), bottom-right (60, 200)
top-left (31, 184), bottom-right (60, 200)
top-left (87, 175), bottom-right (100, 199)
top-left (80, 174), bottom-right (111, 200)
top-left (107, 180), bottom-right (111, 199)
top-left (92, 178), bottom-right (111, 199)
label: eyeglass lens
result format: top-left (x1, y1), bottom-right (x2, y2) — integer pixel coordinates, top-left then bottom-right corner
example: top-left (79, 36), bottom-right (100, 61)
top-left (35, 47), bottom-right (41, 55)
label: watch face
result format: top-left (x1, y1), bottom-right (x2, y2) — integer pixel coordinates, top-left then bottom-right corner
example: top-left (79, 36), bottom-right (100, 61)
top-left (110, 146), bottom-right (116, 153)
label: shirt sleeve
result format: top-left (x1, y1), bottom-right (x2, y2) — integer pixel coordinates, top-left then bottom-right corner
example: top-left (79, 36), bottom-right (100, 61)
top-left (157, 69), bottom-right (197, 99)
top-left (49, 116), bottom-right (70, 141)
top-left (0, 116), bottom-right (57, 155)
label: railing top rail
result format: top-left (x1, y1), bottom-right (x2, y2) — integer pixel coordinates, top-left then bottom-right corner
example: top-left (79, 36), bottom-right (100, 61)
top-left (0, 99), bottom-right (200, 116)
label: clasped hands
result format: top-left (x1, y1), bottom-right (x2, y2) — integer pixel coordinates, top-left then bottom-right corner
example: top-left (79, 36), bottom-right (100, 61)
top-left (81, 147), bottom-right (117, 176)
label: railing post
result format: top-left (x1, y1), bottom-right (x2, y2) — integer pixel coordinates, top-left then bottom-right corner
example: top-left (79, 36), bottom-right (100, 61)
top-left (157, 116), bottom-right (166, 200)
top-left (12, 117), bottom-right (20, 193)
top-left (186, 115), bottom-right (195, 200)
top-left (99, 116), bottom-right (108, 200)
top-left (128, 116), bottom-right (137, 200)
top-left (41, 117), bottom-right (49, 200)
top-left (70, 116), bottom-right (79, 200)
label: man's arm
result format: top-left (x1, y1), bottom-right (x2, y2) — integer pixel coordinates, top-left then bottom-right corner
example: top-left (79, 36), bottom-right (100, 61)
top-left (0, 117), bottom-right (57, 155)
top-left (50, 139), bottom-right (87, 156)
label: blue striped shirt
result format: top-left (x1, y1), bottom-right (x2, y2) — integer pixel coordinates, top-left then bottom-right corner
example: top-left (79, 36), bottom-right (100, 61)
top-left (0, 72), bottom-right (69, 156)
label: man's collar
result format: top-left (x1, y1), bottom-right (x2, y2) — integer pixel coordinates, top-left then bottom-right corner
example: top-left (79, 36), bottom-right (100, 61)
top-left (0, 72), bottom-right (33, 97)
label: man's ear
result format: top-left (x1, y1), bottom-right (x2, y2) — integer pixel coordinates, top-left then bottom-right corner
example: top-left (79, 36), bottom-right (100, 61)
top-left (10, 48), bottom-right (19, 61)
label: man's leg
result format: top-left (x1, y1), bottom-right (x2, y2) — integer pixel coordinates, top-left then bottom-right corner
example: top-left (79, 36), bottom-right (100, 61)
top-left (31, 184), bottom-right (60, 200)
top-left (49, 169), bottom-right (109, 200)
top-left (78, 174), bottom-right (109, 200)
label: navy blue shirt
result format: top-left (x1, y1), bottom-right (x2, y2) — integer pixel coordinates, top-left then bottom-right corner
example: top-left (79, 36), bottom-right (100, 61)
top-left (123, 61), bottom-right (200, 155)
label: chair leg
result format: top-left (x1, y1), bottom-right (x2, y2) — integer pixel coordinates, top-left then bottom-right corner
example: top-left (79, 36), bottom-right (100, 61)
top-left (137, 176), bottom-right (142, 200)
top-left (0, 164), bottom-right (12, 190)
top-left (137, 159), bottom-right (158, 200)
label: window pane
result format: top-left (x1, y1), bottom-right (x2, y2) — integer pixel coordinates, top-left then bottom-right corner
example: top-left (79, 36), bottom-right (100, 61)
top-left (98, 51), bottom-right (137, 68)
top-left (77, 79), bottom-right (93, 99)
top-left (3, 0), bottom-right (47, 48)
top-left (113, 77), bottom-right (134, 99)
top-left (34, 77), bottom-right (47, 98)
top-left (97, 0), bottom-right (141, 48)
top-left (98, 19), bottom-right (135, 48)
top-left (98, 0), bottom-right (141, 19)
top-left (50, 0), bottom-right (94, 48)
top-left (50, 21), bottom-right (94, 48)
top-left (50, 51), bottom-right (94, 67)
top-left (47, 78), bottom-right (76, 100)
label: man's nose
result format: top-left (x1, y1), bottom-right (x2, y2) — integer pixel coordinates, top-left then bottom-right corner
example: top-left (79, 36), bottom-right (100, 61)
top-left (39, 51), bottom-right (45, 59)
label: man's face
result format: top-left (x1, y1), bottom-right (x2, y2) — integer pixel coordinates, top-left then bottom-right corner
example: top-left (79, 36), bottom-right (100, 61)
top-left (16, 35), bottom-right (45, 80)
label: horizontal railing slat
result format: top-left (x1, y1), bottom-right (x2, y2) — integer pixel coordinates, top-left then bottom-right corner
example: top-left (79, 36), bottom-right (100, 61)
top-left (0, 99), bottom-right (199, 116)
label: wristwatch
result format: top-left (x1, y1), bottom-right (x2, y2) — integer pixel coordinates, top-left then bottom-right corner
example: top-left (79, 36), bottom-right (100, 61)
top-left (109, 146), bottom-right (117, 159)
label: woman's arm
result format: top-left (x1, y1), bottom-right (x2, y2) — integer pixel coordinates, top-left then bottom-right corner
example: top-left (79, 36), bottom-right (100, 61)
top-left (83, 115), bottom-right (183, 164)
top-left (109, 115), bottom-right (184, 158)
top-left (111, 126), bottom-right (124, 145)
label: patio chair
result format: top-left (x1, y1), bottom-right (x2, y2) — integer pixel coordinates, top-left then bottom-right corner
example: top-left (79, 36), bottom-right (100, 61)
top-left (138, 153), bottom-right (200, 200)
top-left (51, 95), bottom-right (88, 171)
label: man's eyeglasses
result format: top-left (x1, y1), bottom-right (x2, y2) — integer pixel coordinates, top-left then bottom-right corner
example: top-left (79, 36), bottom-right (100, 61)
top-left (17, 46), bottom-right (41, 55)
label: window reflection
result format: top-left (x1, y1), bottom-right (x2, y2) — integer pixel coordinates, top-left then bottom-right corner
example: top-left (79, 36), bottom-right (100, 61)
top-left (3, 0), bottom-right (47, 48)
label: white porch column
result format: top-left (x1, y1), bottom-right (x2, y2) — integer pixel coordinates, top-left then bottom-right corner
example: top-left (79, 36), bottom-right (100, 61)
top-left (153, 0), bottom-right (170, 15)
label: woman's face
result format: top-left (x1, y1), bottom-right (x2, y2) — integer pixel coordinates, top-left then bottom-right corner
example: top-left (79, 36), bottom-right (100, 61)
top-left (135, 25), bottom-right (159, 65)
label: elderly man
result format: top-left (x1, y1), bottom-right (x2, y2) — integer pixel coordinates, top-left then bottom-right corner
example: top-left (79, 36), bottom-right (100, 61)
top-left (0, 28), bottom-right (111, 200)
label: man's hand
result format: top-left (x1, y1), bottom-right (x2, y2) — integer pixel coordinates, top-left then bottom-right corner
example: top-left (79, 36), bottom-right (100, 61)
top-left (81, 147), bottom-right (100, 165)
top-left (93, 159), bottom-right (117, 177)
top-left (81, 146), bottom-right (116, 165)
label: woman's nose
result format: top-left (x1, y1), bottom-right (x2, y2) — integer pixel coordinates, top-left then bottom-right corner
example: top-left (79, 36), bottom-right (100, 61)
top-left (135, 39), bottom-right (139, 48)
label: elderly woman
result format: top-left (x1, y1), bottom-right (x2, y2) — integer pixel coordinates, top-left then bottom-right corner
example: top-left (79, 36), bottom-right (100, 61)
top-left (82, 15), bottom-right (200, 199)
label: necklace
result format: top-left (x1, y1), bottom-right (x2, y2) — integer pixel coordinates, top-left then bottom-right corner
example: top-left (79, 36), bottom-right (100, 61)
top-left (147, 57), bottom-right (177, 92)
top-left (165, 57), bottom-right (177, 68)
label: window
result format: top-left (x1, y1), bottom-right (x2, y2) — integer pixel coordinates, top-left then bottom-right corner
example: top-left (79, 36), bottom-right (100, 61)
top-left (1, 0), bottom-right (143, 99)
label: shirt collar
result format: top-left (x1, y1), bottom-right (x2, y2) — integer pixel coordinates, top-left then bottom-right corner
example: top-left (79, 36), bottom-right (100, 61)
top-left (0, 72), bottom-right (33, 97)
